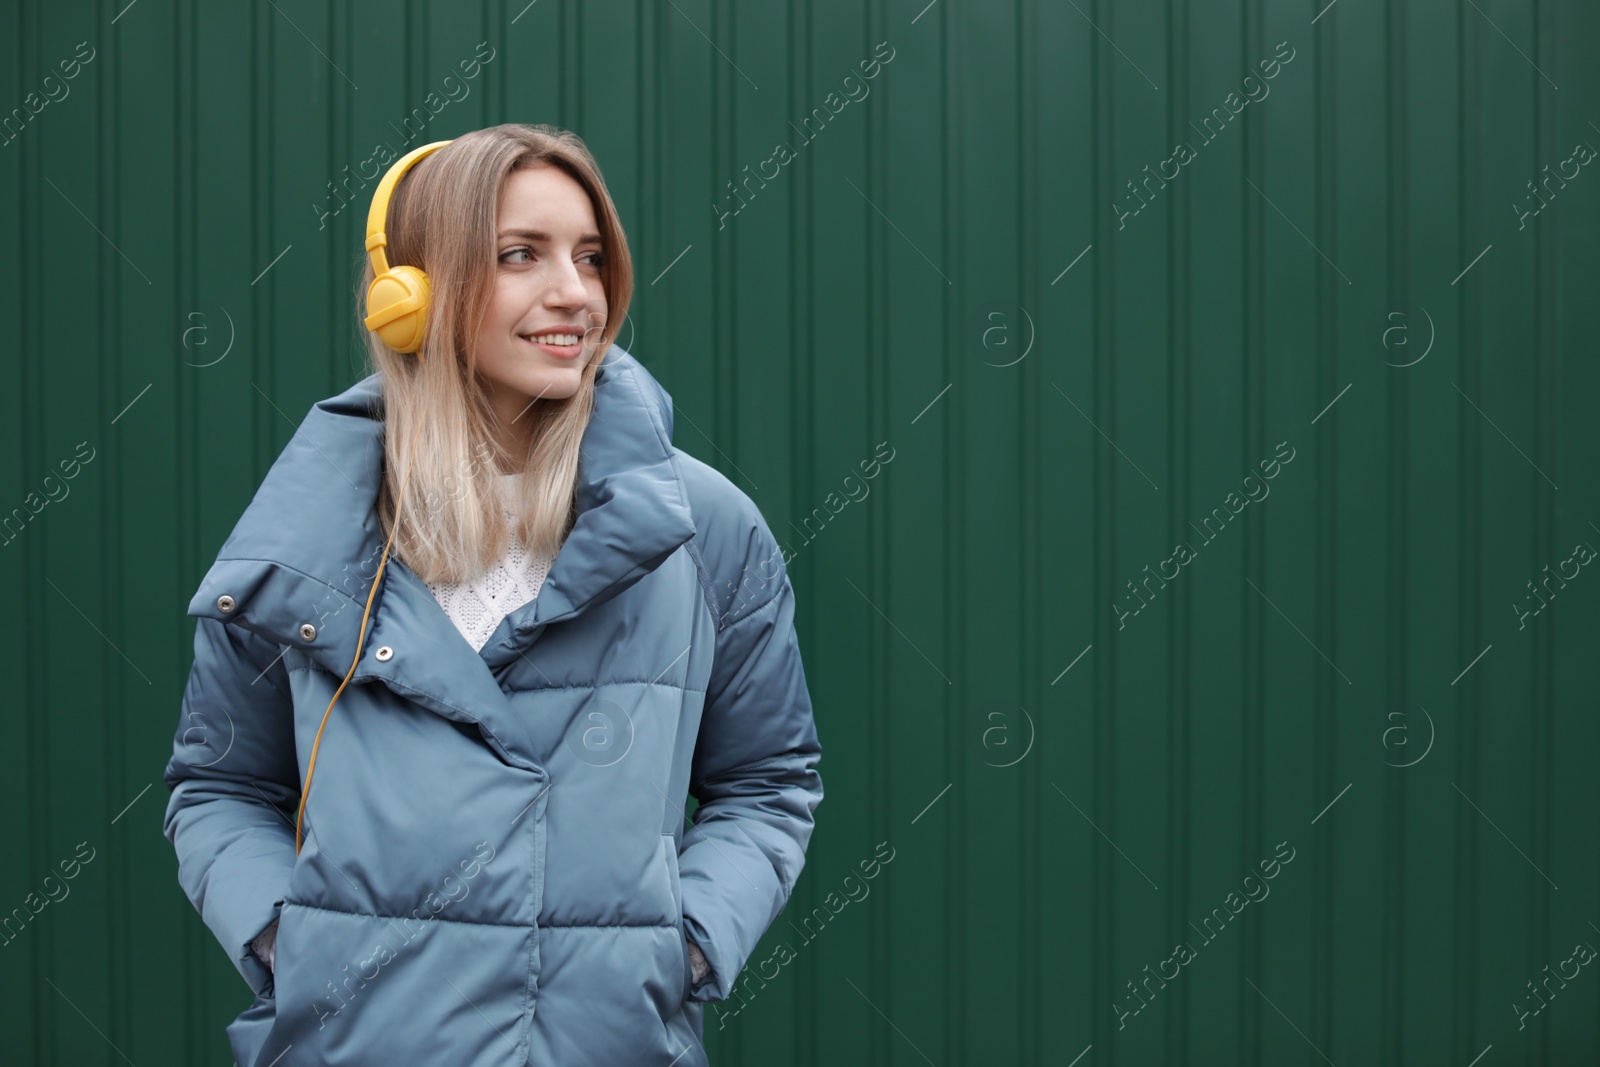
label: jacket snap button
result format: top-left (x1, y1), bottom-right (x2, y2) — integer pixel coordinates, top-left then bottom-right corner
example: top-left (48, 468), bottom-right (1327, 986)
top-left (375, 646), bottom-right (394, 662)
top-left (216, 595), bottom-right (236, 613)
top-left (299, 623), bottom-right (317, 642)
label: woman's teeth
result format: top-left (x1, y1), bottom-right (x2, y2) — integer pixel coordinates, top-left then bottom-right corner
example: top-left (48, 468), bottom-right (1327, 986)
top-left (525, 333), bottom-right (579, 346)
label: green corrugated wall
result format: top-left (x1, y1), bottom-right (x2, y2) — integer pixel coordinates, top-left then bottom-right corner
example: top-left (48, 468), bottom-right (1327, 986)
top-left (2, 0), bottom-right (1597, 1063)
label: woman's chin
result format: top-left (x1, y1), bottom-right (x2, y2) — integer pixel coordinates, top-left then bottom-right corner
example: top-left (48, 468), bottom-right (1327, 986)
top-left (521, 364), bottom-right (584, 402)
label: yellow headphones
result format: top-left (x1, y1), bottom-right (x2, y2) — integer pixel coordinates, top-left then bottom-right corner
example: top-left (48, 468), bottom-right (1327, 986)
top-left (295, 139), bottom-right (453, 853)
top-left (362, 140), bottom-right (454, 353)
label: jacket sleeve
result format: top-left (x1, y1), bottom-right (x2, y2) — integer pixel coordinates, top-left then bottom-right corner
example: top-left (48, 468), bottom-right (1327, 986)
top-left (162, 615), bottom-right (301, 997)
top-left (679, 532), bottom-right (824, 1003)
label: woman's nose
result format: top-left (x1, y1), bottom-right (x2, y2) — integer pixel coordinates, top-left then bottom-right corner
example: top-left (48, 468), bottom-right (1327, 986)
top-left (543, 260), bottom-right (590, 308)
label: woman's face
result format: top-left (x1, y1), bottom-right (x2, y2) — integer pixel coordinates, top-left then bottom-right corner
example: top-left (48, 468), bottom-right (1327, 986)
top-left (473, 162), bottom-right (609, 435)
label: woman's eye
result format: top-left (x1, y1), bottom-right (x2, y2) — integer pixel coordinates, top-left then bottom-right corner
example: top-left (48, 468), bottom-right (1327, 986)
top-left (498, 248), bottom-right (603, 268)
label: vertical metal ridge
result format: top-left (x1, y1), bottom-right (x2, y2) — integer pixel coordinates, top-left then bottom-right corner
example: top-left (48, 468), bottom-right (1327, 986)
top-left (96, 0), bottom-right (116, 1049)
top-left (345, 0), bottom-right (358, 378)
top-left (327, 0), bottom-right (339, 391)
top-left (868, 0), bottom-right (892, 1060)
top-left (719, 0), bottom-right (731, 481)
top-left (1165, 4), bottom-right (1183, 1063)
top-left (20, 0), bottom-right (46, 1056)
top-left (493, 0), bottom-right (505, 115)
top-left (1162, 1), bottom-right (1179, 1064)
top-left (1016, 0), bottom-right (1042, 1058)
top-left (1017, 0), bottom-right (1043, 1049)
top-left (789, 0), bottom-right (818, 1058)
top-left (251, 0), bottom-right (268, 474)
top-left (1089, 0), bottom-right (1108, 1052)
top-left (1532, 5), bottom-right (1556, 1067)
top-left (800, 0), bottom-right (817, 1055)
top-left (1521, 3), bottom-right (1542, 1063)
top-left (1449, 2), bottom-right (1466, 1056)
top-left (1240, 0), bottom-right (1262, 1059)
top-left (1381, 0), bottom-right (1408, 1062)
top-left (1312, 0), bottom-right (1339, 1059)
top-left (942, 0), bottom-right (965, 1058)
top-left (1453, 2), bottom-right (1481, 1056)
top-left (1170, 0), bottom-right (1193, 1060)
top-left (180, 0), bottom-right (202, 1044)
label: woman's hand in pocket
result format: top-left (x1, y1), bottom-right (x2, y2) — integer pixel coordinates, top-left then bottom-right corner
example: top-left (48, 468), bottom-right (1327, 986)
top-left (251, 917), bottom-right (280, 975)
top-left (686, 938), bottom-right (710, 987)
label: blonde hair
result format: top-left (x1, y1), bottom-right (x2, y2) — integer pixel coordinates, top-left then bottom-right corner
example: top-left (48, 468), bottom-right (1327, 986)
top-left (356, 124), bottom-right (635, 585)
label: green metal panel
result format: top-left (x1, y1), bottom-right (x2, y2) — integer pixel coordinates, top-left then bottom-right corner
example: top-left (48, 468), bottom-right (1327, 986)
top-left (1, 0), bottom-right (1596, 1063)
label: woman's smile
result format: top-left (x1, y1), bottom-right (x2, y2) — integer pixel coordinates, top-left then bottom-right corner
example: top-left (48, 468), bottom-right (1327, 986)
top-left (517, 327), bottom-right (586, 359)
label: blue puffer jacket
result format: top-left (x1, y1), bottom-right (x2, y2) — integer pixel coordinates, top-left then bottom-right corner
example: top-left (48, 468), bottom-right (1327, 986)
top-left (162, 347), bottom-right (824, 1066)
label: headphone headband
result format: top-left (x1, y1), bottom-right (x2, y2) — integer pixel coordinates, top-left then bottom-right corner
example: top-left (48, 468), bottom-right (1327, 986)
top-left (364, 140), bottom-right (453, 277)
top-left (362, 139), bottom-right (454, 352)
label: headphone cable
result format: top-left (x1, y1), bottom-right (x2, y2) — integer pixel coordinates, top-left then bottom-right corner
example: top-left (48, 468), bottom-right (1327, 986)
top-left (295, 361), bottom-right (425, 854)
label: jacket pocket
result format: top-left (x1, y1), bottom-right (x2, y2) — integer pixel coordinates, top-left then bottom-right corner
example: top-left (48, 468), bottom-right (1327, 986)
top-left (254, 900), bottom-right (535, 1066)
top-left (663, 833), bottom-right (692, 1005)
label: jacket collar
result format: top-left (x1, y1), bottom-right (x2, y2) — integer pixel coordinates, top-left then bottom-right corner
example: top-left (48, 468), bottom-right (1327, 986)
top-left (187, 346), bottom-right (697, 717)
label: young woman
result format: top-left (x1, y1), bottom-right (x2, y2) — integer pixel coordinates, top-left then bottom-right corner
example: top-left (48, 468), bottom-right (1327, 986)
top-left (162, 124), bottom-right (823, 1066)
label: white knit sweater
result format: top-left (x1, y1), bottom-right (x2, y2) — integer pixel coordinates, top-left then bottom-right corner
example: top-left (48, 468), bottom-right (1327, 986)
top-left (423, 472), bottom-right (554, 652)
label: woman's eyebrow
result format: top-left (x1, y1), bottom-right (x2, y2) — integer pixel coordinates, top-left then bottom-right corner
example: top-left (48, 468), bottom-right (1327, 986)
top-left (497, 229), bottom-right (603, 245)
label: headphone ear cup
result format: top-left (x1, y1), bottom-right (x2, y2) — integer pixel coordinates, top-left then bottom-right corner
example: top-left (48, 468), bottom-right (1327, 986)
top-left (364, 265), bottom-right (431, 353)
